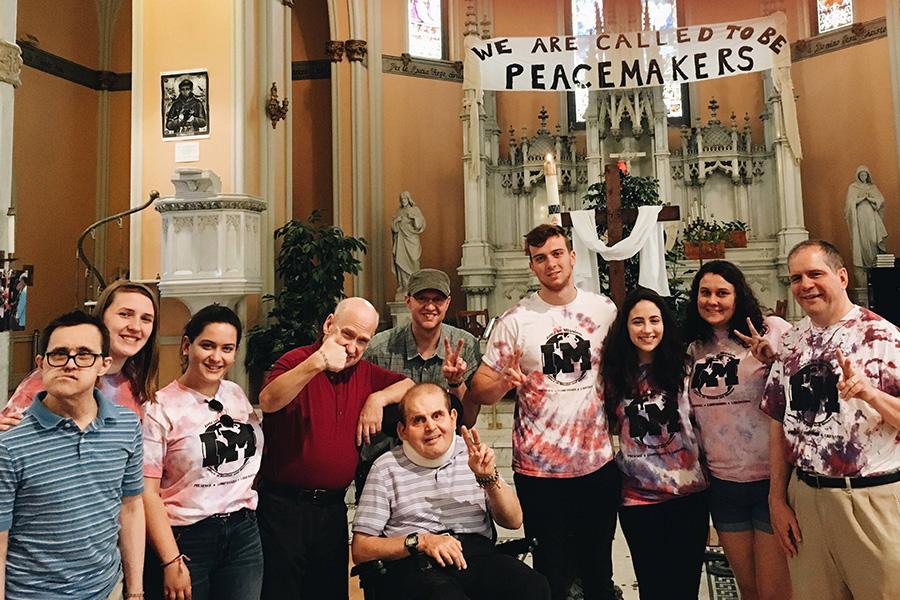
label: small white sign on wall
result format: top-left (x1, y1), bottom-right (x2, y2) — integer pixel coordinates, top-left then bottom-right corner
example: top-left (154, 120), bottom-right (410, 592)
top-left (175, 141), bottom-right (200, 163)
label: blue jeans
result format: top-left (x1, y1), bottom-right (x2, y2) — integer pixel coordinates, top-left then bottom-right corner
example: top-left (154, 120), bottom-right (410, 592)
top-left (145, 508), bottom-right (263, 600)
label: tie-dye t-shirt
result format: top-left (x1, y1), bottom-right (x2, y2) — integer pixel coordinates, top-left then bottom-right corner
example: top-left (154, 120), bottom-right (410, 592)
top-left (2, 370), bottom-right (143, 419)
top-left (688, 316), bottom-right (792, 483)
top-left (482, 289), bottom-right (617, 478)
top-left (613, 366), bottom-right (707, 506)
top-left (143, 379), bottom-right (263, 526)
top-left (761, 306), bottom-right (900, 478)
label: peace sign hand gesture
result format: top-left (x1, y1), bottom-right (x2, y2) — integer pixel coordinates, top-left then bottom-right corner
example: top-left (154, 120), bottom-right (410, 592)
top-left (836, 349), bottom-right (877, 405)
top-left (734, 318), bottom-right (776, 365)
top-left (461, 426), bottom-right (496, 479)
top-left (499, 348), bottom-right (527, 390)
top-left (442, 338), bottom-right (468, 387)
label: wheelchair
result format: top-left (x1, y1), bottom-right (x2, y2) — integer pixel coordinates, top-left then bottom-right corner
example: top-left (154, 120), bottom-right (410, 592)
top-left (350, 536), bottom-right (538, 600)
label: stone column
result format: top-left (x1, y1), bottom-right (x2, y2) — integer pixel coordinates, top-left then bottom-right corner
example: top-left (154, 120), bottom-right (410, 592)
top-left (0, 0), bottom-right (21, 396)
top-left (763, 72), bottom-right (808, 320)
top-left (887, 0), bottom-right (900, 184)
top-left (459, 9), bottom-right (495, 311)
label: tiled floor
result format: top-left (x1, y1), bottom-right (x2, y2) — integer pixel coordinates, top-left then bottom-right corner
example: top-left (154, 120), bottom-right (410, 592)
top-left (347, 402), bottom-right (733, 599)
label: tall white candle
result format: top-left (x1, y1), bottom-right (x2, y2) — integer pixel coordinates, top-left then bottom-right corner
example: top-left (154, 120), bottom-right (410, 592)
top-left (544, 153), bottom-right (561, 225)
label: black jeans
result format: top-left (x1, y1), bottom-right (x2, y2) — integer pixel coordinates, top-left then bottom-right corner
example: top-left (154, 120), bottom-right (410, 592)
top-left (144, 508), bottom-right (263, 600)
top-left (618, 491), bottom-right (709, 600)
top-left (371, 534), bottom-right (550, 600)
top-left (258, 487), bottom-right (349, 600)
top-left (514, 461), bottom-right (621, 600)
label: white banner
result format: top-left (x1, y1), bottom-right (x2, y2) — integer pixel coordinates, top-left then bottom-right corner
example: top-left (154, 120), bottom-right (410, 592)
top-left (463, 13), bottom-right (790, 92)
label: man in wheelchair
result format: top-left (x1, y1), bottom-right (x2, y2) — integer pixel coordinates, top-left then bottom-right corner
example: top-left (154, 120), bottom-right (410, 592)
top-left (351, 383), bottom-right (550, 600)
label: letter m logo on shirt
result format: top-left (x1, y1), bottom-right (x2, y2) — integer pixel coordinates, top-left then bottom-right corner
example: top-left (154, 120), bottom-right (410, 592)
top-left (540, 331), bottom-right (591, 385)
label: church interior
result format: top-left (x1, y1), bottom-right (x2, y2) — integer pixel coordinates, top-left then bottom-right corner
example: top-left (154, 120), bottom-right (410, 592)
top-left (1, 0), bottom-right (899, 597)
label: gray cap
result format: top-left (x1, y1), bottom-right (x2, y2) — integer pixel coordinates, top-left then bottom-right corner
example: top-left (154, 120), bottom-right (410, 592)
top-left (407, 269), bottom-right (450, 297)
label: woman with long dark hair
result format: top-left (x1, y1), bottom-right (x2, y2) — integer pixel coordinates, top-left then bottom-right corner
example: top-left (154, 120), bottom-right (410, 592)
top-left (601, 287), bottom-right (708, 599)
top-left (142, 304), bottom-right (263, 600)
top-left (684, 260), bottom-right (791, 600)
top-left (1, 280), bottom-right (160, 427)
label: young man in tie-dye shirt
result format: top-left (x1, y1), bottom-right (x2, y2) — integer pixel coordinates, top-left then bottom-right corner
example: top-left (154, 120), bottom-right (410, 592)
top-left (761, 240), bottom-right (900, 600)
top-left (469, 225), bottom-right (619, 600)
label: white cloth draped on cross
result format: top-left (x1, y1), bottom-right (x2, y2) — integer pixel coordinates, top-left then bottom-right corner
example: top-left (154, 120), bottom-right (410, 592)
top-left (570, 206), bottom-right (670, 297)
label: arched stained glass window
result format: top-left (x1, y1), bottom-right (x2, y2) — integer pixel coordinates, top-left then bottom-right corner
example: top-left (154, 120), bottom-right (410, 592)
top-left (816, 0), bottom-right (853, 34)
top-left (408, 0), bottom-right (444, 59)
top-left (570, 0), bottom-right (684, 123)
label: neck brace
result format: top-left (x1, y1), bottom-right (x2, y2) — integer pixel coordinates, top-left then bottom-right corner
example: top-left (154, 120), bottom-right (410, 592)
top-left (401, 436), bottom-right (456, 468)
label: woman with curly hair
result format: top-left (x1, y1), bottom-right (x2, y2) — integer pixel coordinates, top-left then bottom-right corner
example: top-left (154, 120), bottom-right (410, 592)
top-left (684, 260), bottom-right (791, 600)
top-left (1, 279), bottom-right (159, 428)
top-left (601, 287), bottom-right (708, 600)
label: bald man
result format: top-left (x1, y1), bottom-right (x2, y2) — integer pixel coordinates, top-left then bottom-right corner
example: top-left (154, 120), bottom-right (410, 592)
top-left (257, 298), bottom-right (415, 600)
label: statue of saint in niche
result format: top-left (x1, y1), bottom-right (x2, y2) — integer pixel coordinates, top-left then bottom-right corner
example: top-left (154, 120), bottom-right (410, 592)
top-left (391, 191), bottom-right (426, 296)
top-left (845, 166), bottom-right (888, 286)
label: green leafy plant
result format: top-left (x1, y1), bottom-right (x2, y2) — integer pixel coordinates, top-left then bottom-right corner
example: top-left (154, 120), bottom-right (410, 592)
top-left (245, 211), bottom-right (368, 373)
top-left (582, 171), bottom-right (689, 316)
top-left (683, 217), bottom-right (728, 243)
top-left (722, 220), bottom-right (749, 233)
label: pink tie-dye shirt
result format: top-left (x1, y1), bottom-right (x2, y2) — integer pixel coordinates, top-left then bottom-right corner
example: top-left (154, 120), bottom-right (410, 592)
top-left (688, 316), bottom-right (792, 482)
top-left (761, 306), bottom-right (900, 477)
top-left (2, 369), bottom-right (143, 419)
top-left (482, 290), bottom-right (617, 478)
top-left (613, 366), bottom-right (708, 506)
top-left (143, 379), bottom-right (263, 526)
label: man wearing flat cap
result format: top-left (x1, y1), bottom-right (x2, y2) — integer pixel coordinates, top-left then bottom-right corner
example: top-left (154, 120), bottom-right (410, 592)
top-left (366, 268), bottom-right (482, 435)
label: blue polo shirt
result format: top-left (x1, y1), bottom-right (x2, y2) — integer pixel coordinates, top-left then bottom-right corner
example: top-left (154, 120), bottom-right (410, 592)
top-left (0, 389), bottom-right (144, 599)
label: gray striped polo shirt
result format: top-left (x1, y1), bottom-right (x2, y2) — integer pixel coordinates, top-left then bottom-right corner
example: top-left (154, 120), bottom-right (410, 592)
top-left (353, 436), bottom-right (493, 540)
top-left (0, 389), bottom-right (144, 599)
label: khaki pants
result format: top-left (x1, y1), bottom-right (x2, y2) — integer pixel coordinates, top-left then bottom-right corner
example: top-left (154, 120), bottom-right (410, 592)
top-left (106, 578), bottom-right (123, 600)
top-left (787, 474), bottom-right (900, 600)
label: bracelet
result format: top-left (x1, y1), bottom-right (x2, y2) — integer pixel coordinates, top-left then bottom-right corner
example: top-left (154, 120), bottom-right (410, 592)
top-left (475, 467), bottom-right (501, 489)
top-left (125, 593), bottom-right (145, 599)
top-left (160, 553), bottom-right (189, 569)
top-left (318, 349), bottom-right (329, 371)
top-left (447, 381), bottom-right (462, 389)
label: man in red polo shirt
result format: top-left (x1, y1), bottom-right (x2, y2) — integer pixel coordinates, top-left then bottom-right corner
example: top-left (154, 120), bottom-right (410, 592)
top-left (257, 297), bottom-right (414, 600)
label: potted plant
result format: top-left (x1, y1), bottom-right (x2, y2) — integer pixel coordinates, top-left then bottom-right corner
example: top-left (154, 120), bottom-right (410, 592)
top-left (683, 218), bottom-right (726, 259)
top-left (723, 220), bottom-right (749, 248)
top-left (244, 211), bottom-right (367, 394)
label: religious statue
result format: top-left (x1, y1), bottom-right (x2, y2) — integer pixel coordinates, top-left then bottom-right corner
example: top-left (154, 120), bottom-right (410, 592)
top-left (845, 166), bottom-right (889, 286)
top-left (391, 191), bottom-right (426, 295)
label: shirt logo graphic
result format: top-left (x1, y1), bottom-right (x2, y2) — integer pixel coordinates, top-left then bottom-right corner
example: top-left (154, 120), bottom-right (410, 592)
top-left (200, 417), bottom-right (257, 476)
top-left (788, 361), bottom-right (839, 425)
top-left (624, 391), bottom-right (682, 449)
top-left (691, 353), bottom-right (740, 399)
top-left (540, 330), bottom-right (591, 385)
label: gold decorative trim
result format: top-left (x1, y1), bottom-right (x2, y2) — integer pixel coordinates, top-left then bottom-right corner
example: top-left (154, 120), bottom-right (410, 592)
top-left (792, 17), bottom-right (886, 62)
top-left (325, 40), bottom-right (345, 62)
top-left (345, 39), bottom-right (368, 62)
top-left (0, 40), bottom-right (23, 88)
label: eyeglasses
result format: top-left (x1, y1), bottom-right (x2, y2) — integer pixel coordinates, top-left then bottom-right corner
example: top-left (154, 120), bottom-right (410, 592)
top-left (206, 399), bottom-right (234, 427)
top-left (44, 351), bottom-right (103, 368)
top-left (413, 295), bottom-right (447, 307)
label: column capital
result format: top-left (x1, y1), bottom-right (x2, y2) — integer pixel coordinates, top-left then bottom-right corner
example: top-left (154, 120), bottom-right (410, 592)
top-left (345, 39), bottom-right (367, 62)
top-left (0, 39), bottom-right (22, 88)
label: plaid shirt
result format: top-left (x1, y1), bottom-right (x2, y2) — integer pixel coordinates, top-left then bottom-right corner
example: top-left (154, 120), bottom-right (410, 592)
top-left (365, 323), bottom-right (481, 388)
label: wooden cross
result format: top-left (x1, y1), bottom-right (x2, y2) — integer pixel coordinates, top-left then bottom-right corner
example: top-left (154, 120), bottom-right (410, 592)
top-left (561, 163), bottom-right (680, 308)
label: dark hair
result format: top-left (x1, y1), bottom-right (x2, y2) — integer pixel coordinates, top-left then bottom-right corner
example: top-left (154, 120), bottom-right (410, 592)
top-left (94, 280), bottom-right (160, 404)
top-left (601, 288), bottom-right (686, 417)
top-left (788, 239), bottom-right (845, 271)
top-left (178, 79), bottom-right (193, 89)
top-left (398, 383), bottom-right (452, 424)
top-left (524, 224), bottom-right (572, 257)
top-left (684, 260), bottom-right (764, 345)
top-left (181, 305), bottom-right (243, 372)
top-left (184, 304), bottom-right (243, 346)
top-left (40, 311), bottom-right (110, 357)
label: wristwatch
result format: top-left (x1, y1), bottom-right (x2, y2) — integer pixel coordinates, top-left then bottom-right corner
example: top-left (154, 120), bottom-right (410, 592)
top-left (404, 532), bottom-right (420, 555)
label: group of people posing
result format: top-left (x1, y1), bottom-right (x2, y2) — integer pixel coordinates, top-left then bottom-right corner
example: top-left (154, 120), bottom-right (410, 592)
top-left (0, 224), bottom-right (897, 600)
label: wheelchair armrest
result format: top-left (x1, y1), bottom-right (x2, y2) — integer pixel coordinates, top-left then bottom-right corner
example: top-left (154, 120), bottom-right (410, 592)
top-left (495, 537), bottom-right (538, 558)
top-left (350, 559), bottom-right (388, 580)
